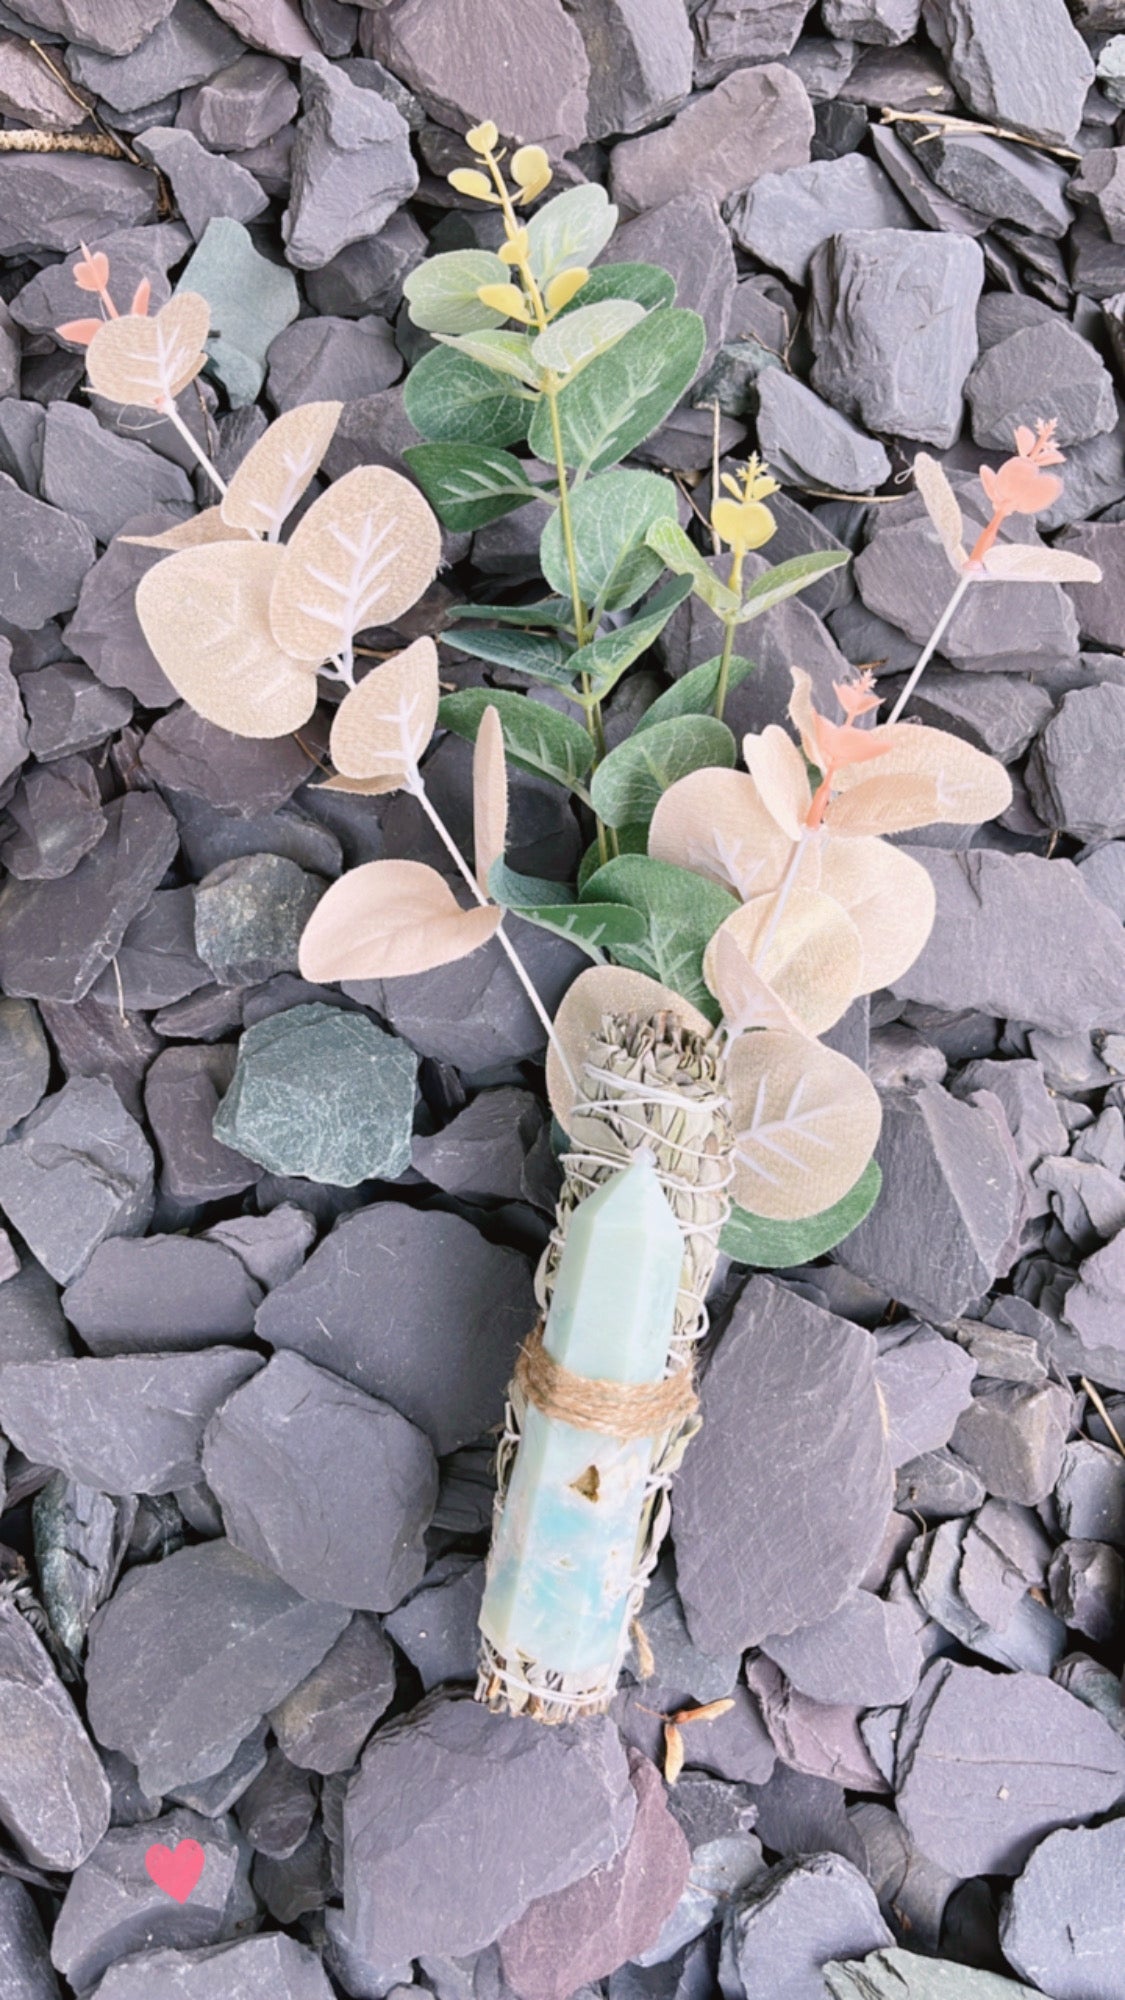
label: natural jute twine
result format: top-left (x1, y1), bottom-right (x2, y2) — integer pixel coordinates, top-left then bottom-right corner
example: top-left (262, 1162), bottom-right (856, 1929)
top-left (514, 1319), bottom-right (698, 1442)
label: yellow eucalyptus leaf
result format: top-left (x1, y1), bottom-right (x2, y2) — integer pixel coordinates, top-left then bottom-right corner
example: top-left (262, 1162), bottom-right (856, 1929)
top-left (476, 282), bottom-right (532, 323)
top-left (511, 143), bottom-right (551, 200)
top-left (545, 267), bottom-right (589, 314)
top-left (448, 167), bottom-right (497, 203)
top-left (466, 120), bottom-right (499, 154)
top-left (739, 500), bottom-right (776, 550)
top-left (499, 229), bottom-right (530, 265)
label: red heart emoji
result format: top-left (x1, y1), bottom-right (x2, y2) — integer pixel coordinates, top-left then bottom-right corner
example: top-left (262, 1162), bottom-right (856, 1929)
top-left (145, 1838), bottom-right (205, 1903)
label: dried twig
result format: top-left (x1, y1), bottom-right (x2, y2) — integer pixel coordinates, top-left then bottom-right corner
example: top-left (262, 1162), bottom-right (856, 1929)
top-left (0, 131), bottom-right (122, 154)
top-left (1081, 1376), bottom-right (1125, 1460)
top-left (880, 105), bottom-right (1080, 163)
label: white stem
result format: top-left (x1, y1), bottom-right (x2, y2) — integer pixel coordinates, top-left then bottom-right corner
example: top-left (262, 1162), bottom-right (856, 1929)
top-left (752, 828), bottom-right (812, 972)
top-left (412, 776), bottom-right (577, 1088)
top-left (161, 396), bottom-right (228, 498)
top-left (886, 572), bottom-right (971, 725)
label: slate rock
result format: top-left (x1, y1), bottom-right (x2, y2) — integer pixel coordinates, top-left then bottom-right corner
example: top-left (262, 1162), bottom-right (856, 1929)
top-left (610, 62), bottom-right (813, 217)
top-left (0, 1600), bottom-right (110, 1870)
top-left (891, 849), bottom-right (1125, 1035)
top-left (0, 474), bottom-right (95, 631)
top-left (35, 996), bottom-right (157, 1130)
top-left (922, 0), bottom-right (1094, 146)
top-left (0, 639), bottom-right (27, 791)
top-left (1045, 1235), bottom-right (1125, 1388)
top-left (204, 1204), bottom-right (315, 1291)
top-left (999, 1816), bottom-right (1125, 2000)
top-left (756, 369), bottom-right (891, 494)
top-left (674, 1276), bottom-right (893, 1655)
top-left (0, 791), bottom-right (179, 1005)
top-left (41, 402), bottom-right (194, 546)
top-left (761, 1591), bottom-right (923, 1708)
top-left (825, 1949), bottom-right (1039, 1998)
top-left (62, 1235), bottom-right (263, 1353)
top-left (0, 999), bottom-right (49, 1138)
top-left (822, 0), bottom-right (920, 39)
top-left (143, 1044), bottom-right (257, 1202)
top-left (1049, 1538), bottom-right (1125, 1642)
top-left (412, 1087), bottom-right (548, 1202)
top-left (213, 1002), bottom-right (417, 1185)
top-left (1, 756), bottom-right (109, 883)
top-left (967, 322), bottom-right (1116, 453)
top-left (0, 1348), bottom-right (262, 1494)
top-left (68, 0), bottom-right (244, 112)
top-left (0, 1257), bottom-right (67, 1363)
top-left (178, 216), bottom-right (300, 406)
top-left (140, 702), bottom-right (312, 812)
top-left (235, 1746), bottom-right (315, 1859)
top-left (809, 230), bottom-right (984, 448)
top-left (51, 1806), bottom-right (256, 1993)
top-left (382, 1555), bottom-right (484, 1692)
top-left (949, 1377), bottom-right (1070, 1505)
top-left (164, 1721), bottom-right (269, 1818)
top-left (0, 1875), bottom-right (59, 2000)
top-left (66, 525), bottom-right (181, 709)
top-left (598, 190), bottom-right (737, 370)
top-left (194, 854), bottom-right (325, 985)
top-left (729, 154), bottom-right (914, 286)
top-left (283, 53), bottom-right (417, 269)
top-left (181, 49), bottom-right (298, 147)
top-left (844, 1802), bottom-right (957, 1954)
top-left (498, 1753), bottom-right (691, 2000)
top-left (692, 0), bottom-right (815, 81)
top-left (256, 1203), bottom-right (535, 1453)
top-left (874, 1325), bottom-right (977, 1466)
top-left (90, 1934), bottom-right (335, 2000)
top-left (9, 221), bottom-right (190, 343)
top-left (305, 208), bottom-right (427, 319)
top-left (718, 1853), bottom-right (892, 2000)
top-left (86, 1539), bottom-right (350, 1796)
top-left (0, 154), bottom-right (156, 257)
top-left (1055, 1438), bottom-right (1125, 1544)
top-left (269, 1612), bottom-right (396, 1774)
top-left (267, 311), bottom-right (400, 408)
top-left (364, 0), bottom-right (589, 156)
top-left (0, 1078), bottom-right (154, 1287)
top-left (204, 0), bottom-right (318, 57)
top-left (138, 125), bottom-right (269, 241)
top-left (343, 1695), bottom-right (635, 1962)
top-left (88, 888), bottom-right (208, 1013)
top-left (907, 1502), bottom-right (1065, 1675)
top-left (895, 1658), bottom-right (1125, 1875)
top-left (203, 1350), bottom-right (437, 1610)
top-left (747, 1655), bottom-right (889, 1793)
top-left (838, 1084), bottom-right (1023, 1322)
top-left (1027, 683), bottom-right (1125, 841)
top-left (563, 0), bottom-right (691, 140)
top-left (902, 667), bottom-right (1054, 762)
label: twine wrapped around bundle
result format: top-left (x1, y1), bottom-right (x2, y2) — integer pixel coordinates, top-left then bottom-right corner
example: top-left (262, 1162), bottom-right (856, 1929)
top-left (477, 1009), bottom-right (733, 1723)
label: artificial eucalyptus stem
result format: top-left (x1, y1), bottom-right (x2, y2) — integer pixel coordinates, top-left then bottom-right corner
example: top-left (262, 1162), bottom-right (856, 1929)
top-left (713, 550), bottom-right (744, 722)
top-left (886, 572), bottom-right (970, 724)
top-left (159, 398), bottom-right (228, 498)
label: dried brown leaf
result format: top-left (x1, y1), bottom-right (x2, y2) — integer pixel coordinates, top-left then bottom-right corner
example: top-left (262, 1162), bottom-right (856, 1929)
top-left (663, 1723), bottom-right (685, 1786)
top-left (298, 859), bottom-right (502, 982)
top-left (980, 543), bottom-right (1102, 584)
top-left (84, 292), bottom-right (210, 409)
top-left (914, 451), bottom-right (965, 569)
top-left (122, 508), bottom-right (252, 550)
top-left (329, 636), bottom-right (439, 788)
top-left (726, 1027), bottom-right (882, 1221)
top-left (473, 703), bottom-right (508, 895)
top-left (670, 1699), bottom-right (736, 1726)
top-left (546, 964), bottom-right (714, 1134)
top-left (269, 465), bottom-right (442, 665)
top-left (648, 767), bottom-right (792, 901)
top-left (816, 837), bottom-right (936, 991)
top-left (134, 541), bottom-right (318, 740)
top-left (741, 724), bottom-right (810, 840)
top-left (221, 401), bottom-right (343, 541)
top-left (704, 888), bottom-right (863, 1037)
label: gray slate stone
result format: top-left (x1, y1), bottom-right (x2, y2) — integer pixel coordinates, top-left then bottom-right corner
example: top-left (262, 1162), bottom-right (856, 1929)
top-left (692, 0), bottom-right (815, 81)
top-left (0, 155), bottom-right (156, 257)
top-left (0, 1078), bottom-right (154, 1286)
top-left (138, 125), bottom-right (269, 240)
top-left (891, 849), bottom-right (1125, 1035)
top-left (874, 1325), bottom-right (978, 1466)
top-left (343, 1695), bottom-right (635, 1962)
top-left (62, 1235), bottom-right (263, 1353)
top-left (1, 0), bottom-right (175, 55)
top-left (66, 525), bottom-right (181, 708)
top-left (145, 1046), bottom-right (257, 1206)
top-left (305, 208), bottom-right (426, 319)
top-left (9, 222), bottom-right (191, 342)
top-left (181, 49), bottom-right (298, 147)
top-left (674, 1276), bottom-right (893, 1654)
top-left (718, 1853), bottom-right (892, 2000)
top-left (256, 1203), bottom-right (536, 1453)
top-left (0, 1348), bottom-right (262, 1494)
top-left (0, 639), bottom-right (28, 790)
top-left (895, 1658), bottom-right (1125, 1875)
top-left (178, 216), bottom-right (300, 406)
top-left (86, 1539), bottom-right (350, 1796)
top-left (822, 0), bottom-right (920, 39)
top-left (266, 312), bottom-right (400, 408)
top-left (19, 664), bottom-right (133, 763)
top-left (0, 474), bottom-right (95, 630)
top-left (411, 1087), bottom-right (549, 1202)
top-left (809, 230), bottom-right (984, 448)
top-left (756, 369), bottom-right (891, 493)
top-left (0, 999), bottom-right (49, 1138)
top-left (269, 1612), bottom-right (396, 1773)
top-left (50, 1806), bottom-right (256, 1993)
top-left (235, 1745), bottom-right (315, 1857)
top-left (283, 52), bottom-right (418, 269)
top-left (383, 1555), bottom-right (484, 1692)
top-left (922, 0), bottom-right (1094, 146)
top-left (36, 996), bottom-right (158, 1129)
top-left (761, 1591), bottom-right (923, 1707)
top-left (1000, 1816), bottom-right (1125, 2000)
top-left (90, 1934), bottom-right (335, 2000)
top-left (140, 701), bottom-right (312, 811)
top-left (0, 1257), bottom-right (66, 1362)
top-left (838, 1084), bottom-right (1023, 1322)
top-left (563, 0), bottom-right (692, 139)
top-left (194, 854), bottom-right (325, 985)
top-left (0, 791), bottom-right (179, 1004)
top-left (910, 669), bottom-right (1052, 763)
top-left (1, 756), bottom-right (109, 883)
top-left (825, 1949), bottom-right (1039, 1998)
top-left (88, 887), bottom-right (208, 1013)
top-left (729, 154), bottom-right (914, 285)
top-left (967, 322), bottom-right (1117, 452)
top-left (213, 1002), bottom-right (417, 1185)
top-left (363, 0), bottom-right (589, 156)
top-left (1055, 1438), bottom-right (1125, 1544)
top-left (0, 1600), bottom-right (110, 1870)
top-left (1049, 1538), bottom-right (1125, 1641)
top-left (950, 1378), bottom-right (1071, 1505)
top-left (204, 1204), bottom-right (314, 1290)
top-left (203, 1350), bottom-right (437, 1610)
top-left (1027, 684), bottom-right (1125, 840)
top-left (1055, 521), bottom-right (1125, 651)
top-left (68, 0), bottom-right (244, 111)
top-left (41, 403), bottom-right (193, 547)
top-left (602, 191), bottom-right (737, 369)
top-left (0, 1875), bottom-right (59, 2000)
top-left (924, 133), bottom-right (1072, 237)
top-left (610, 62), bottom-right (813, 216)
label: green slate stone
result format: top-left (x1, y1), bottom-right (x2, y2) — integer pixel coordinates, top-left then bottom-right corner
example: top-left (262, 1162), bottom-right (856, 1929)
top-left (214, 1003), bottom-right (418, 1187)
top-left (177, 216), bottom-right (299, 406)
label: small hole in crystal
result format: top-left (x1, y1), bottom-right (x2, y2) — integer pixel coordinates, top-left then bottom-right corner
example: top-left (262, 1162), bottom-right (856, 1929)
top-left (571, 1464), bottom-right (600, 1502)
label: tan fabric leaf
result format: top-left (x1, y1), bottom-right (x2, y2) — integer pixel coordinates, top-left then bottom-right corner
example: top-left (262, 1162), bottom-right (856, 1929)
top-left (122, 508), bottom-right (252, 550)
top-left (705, 925), bottom-right (804, 1037)
top-left (829, 723), bottom-right (1011, 829)
top-left (546, 964), bottom-right (714, 1133)
top-left (473, 703), bottom-right (508, 894)
top-left (825, 770), bottom-right (945, 836)
top-left (704, 888), bottom-right (863, 1037)
top-left (221, 401), bottom-right (343, 541)
top-left (269, 465), bottom-right (442, 664)
top-left (787, 667), bottom-right (821, 766)
top-left (727, 1028), bottom-right (882, 1221)
top-left (648, 767), bottom-right (792, 902)
top-left (742, 725), bottom-right (810, 840)
top-left (817, 837), bottom-right (936, 991)
top-left (328, 636), bottom-right (439, 786)
top-left (980, 543), bottom-right (1103, 585)
top-left (134, 542), bottom-right (318, 740)
top-left (298, 859), bottom-right (501, 982)
top-left (84, 293), bottom-right (211, 409)
top-left (317, 772), bottom-right (404, 796)
top-left (914, 451), bottom-right (965, 568)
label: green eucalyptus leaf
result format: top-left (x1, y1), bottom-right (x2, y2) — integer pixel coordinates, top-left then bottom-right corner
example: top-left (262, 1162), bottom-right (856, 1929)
top-left (442, 625), bottom-right (577, 688)
top-left (403, 250), bottom-right (510, 334)
top-left (735, 550), bottom-right (850, 624)
top-left (556, 262), bottom-right (676, 316)
top-left (580, 854), bottom-right (737, 1019)
top-left (720, 1159), bottom-right (882, 1267)
top-left (439, 688), bottom-right (593, 790)
top-left (589, 715), bottom-right (736, 829)
top-left (576, 821), bottom-right (648, 893)
top-left (539, 470), bottom-right (677, 614)
top-left (447, 597), bottom-right (573, 629)
top-left (644, 518), bottom-right (739, 615)
top-left (434, 329), bottom-right (543, 387)
top-left (567, 575), bottom-right (692, 701)
top-left (526, 184), bottom-right (617, 288)
top-left (531, 300), bottom-right (646, 381)
top-left (634, 653), bottom-right (756, 732)
top-left (488, 860), bottom-right (646, 959)
top-left (404, 346), bottom-right (531, 447)
top-left (403, 444), bottom-right (540, 531)
top-left (528, 308), bottom-right (706, 477)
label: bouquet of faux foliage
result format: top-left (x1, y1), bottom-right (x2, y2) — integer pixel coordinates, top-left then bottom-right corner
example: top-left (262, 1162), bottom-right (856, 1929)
top-left (57, 128), bottom-right (1100, 1719)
